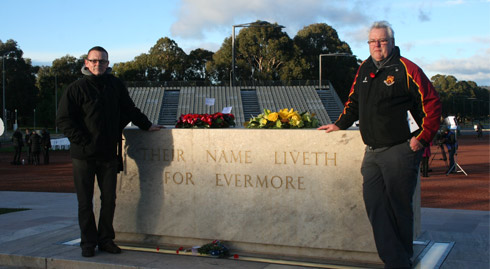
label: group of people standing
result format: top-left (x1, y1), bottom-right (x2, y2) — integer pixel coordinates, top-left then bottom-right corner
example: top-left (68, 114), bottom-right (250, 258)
top-left (11, 128), bottom-right (51, 165)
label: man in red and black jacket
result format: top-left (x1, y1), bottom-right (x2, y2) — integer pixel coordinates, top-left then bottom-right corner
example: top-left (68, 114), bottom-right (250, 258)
top-left (319, 21), bottom-right (441, 268)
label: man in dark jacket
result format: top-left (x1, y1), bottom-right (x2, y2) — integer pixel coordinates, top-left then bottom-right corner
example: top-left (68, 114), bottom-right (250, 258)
top-left (41, 129), bottom-right (51, 164)
top-left (25, 129), bottom-right (32, 164)
top-left (11, 129), bottom-right (24, 165)
top-left (318, 21), bottom-right (441, 268)
top-left (57, 46), bottom-right (161, 258)
top-left (29, 130), bottom-right (41, 165)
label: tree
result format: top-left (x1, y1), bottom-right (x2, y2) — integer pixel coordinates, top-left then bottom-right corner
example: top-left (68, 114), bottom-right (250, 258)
top-left (184, 48), bottom-right (214, 82)
top-left (431, 74), bottom-right (489, 120)
top-left (113, 38), bottom-right (189, 82)
top-left (0, 39), bottom-right (38, 128)
top-left (147, 37), bottom-right (187, 81)
top-left (35, 55), bottom-right (84, 128)
top-left (206, 37), bottom-right (232, 85)
top-left (112, 54), bottom-right (149, 81)
top-left (207, 21), bottom-right (297, 85)
top-left (294, 23), bottom-right (359, 102)
top-left (236, 21), bottom-right (294, 81)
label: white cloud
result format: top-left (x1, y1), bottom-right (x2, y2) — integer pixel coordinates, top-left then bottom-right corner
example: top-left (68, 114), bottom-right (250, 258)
top-left (445, 0), bottom-right (465, 5)
top-left (170, 0), bottom-right (369, 40)
top-left (425, 48), bottom-right (490, 86)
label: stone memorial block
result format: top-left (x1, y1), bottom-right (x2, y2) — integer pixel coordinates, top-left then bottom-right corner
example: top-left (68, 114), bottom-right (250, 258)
top-left (94, 128), bottom-right (420, 265)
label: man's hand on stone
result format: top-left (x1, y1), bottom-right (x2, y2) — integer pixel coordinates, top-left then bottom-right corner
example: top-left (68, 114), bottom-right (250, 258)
top-left (148, 125), bottom-right (164, 131)
top-left (317, 124), bottom-right (340, 133)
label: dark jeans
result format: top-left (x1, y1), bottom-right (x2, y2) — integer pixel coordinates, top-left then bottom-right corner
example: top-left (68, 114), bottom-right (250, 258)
top-left (13, 146), bottom-right (22, 163)
top-left (421, 156), bottom-right (429, 177)
top-left (42, 148), bottom-right (50, 164)
top-left (32, 151), bottom-right (40, 165)
top-left (447, 147), bottom-right (456, 173)
top-left (361, 141), bottom-right (422, 268)
top-left (72, 158), bottom-right (118, 249)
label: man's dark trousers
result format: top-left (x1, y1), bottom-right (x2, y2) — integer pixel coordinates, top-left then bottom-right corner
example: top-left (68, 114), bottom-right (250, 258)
top-left (361, 141), bottom-right (422, 268)
top-left (72, 158), bottom-right (118, 249)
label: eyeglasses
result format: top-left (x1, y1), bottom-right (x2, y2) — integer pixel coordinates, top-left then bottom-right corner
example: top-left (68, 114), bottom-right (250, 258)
top-left (367, 39), bottom-right (391, 45)
top-left (86, 59), bottom-right (109, 64)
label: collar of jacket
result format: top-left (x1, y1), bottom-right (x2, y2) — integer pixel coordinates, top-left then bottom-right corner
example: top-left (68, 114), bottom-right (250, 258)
top-left (81, 66), bottom-right (113, 76)
top-left (370, 46), bottom-right (400, 70)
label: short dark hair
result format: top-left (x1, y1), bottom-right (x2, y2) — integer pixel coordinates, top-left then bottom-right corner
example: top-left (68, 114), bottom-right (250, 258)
top-left (87, 46), bottom-right (108, 58)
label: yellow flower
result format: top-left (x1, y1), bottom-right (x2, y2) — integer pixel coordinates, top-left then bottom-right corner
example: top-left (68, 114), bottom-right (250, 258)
top-left (289, 115), bottom-right (301, 126)
top-left (260, 118), bottom-right (267, 126)
top-left (289, 111), bottom-right (300, 120)
top-left (279, 108), bottom-right (290, 120)
top-left (267, 112), bottom-right (279, 122)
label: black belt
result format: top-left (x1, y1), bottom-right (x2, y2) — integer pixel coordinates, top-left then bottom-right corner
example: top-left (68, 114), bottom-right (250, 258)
top-left (366, 139), bottom-right (411, 151)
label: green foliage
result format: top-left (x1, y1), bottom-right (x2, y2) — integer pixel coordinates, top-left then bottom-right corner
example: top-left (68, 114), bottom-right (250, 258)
top-left (235, 21), bottom-right (294, 81)
top-left (147, 37), bottom-right (187, 81)
top-left (294, 23), bottom-right (359, 102)
top-left (206, 37), bottom-right (232, 84)
top-left (185, 48), bottom-right (214, 81)
top-left (2, 21), bottom-right (487, 132)
top-left (109, 20), bottom-right (359, 93)
top-left (35, 55), bottom-right (84, 127)
top-left (431, 74), bottom-right (489, 119)
top-left (0, 39), bottom-right (39, 128)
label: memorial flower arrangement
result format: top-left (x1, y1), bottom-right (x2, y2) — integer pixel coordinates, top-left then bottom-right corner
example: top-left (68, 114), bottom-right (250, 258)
top-left (245, 108), bottom-right (319, 129)
top-left (197, 240), bottom-right (230, 258)
top-left (175, 112), bottom-right (235, 128)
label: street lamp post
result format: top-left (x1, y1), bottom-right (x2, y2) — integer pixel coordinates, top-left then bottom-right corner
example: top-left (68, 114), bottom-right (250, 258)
top-left (14, 108), bottom-right (17, 130)
top-left (1, 52), bottom-right (7, 134)
top-left (55, 74), bottom-right (58, 133)
top-left (231, 21), bottom-right (284, 87)
top-left (318, 53), bottom-right (354, 90)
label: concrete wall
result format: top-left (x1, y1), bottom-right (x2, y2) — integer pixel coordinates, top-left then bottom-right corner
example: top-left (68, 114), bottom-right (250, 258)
top-left (95, 128), bottom-right (420, 266)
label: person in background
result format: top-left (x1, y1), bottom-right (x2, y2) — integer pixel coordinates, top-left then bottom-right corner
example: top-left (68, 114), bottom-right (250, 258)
top-left (25, 129), bottom-right (32, 164)
top-left (11, 129), bottom-right (24, 165)
top-left (41, 129), bottom-right (51, 164)
top-left (421, 143), bottom-right (431, 177)
top-left (29, 130), bottom-right (41, 165)
top-left (57, 46), bottom-right (162, 258)
top-left (476, 122), bottom-right (483, 139)
top-left (442, 126), bottom-right (457, 174)
top-left (318, 21), bottom-right (442, 268)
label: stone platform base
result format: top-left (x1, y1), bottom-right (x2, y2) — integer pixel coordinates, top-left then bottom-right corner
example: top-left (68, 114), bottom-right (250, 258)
top-left (95, 129), bottom-right (421, 265)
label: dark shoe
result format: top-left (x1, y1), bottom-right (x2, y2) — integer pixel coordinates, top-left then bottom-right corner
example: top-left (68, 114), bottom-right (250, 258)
top-left (99, 242), bottom-right (121, 254)
top-left (82, 247), bottom-right (95, 257)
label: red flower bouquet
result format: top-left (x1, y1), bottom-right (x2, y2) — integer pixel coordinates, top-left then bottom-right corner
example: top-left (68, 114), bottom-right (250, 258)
top-left (175, 112), bottom-right (235, 128)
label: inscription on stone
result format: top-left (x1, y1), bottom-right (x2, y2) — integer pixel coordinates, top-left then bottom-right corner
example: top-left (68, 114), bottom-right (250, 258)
top-left (95, 129), bottom-right (420, 265)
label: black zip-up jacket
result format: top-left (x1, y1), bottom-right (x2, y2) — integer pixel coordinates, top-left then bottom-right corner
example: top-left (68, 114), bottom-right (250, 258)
top-left (335, 47), bottom-right (441, 148)
top-left (57, 68), bottom-right (152, 160)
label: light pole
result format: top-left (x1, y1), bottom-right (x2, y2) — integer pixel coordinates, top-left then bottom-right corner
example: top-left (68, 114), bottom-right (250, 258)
top-left (1, 52), bottom-right (8, 134)
top-left (231, 21), bottom-right (284, 87)
top-left (14, 108), bottom-right (17, 131)
top-left (318, 53), bottom-right (355, 90)
top-left (55, 74), bottom-right (58, 133)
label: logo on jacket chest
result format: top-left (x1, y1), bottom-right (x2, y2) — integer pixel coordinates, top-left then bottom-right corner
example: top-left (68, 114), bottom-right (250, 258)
top-left (384, 75), bottom-right (395, 86)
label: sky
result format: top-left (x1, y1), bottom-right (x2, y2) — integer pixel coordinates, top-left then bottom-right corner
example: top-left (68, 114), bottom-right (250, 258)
top-left (2, 0), bottom-right (490, 86)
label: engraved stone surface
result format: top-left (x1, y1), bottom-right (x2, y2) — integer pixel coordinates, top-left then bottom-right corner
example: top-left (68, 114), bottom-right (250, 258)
top-left (94, 128), bottom-right (420, 265)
